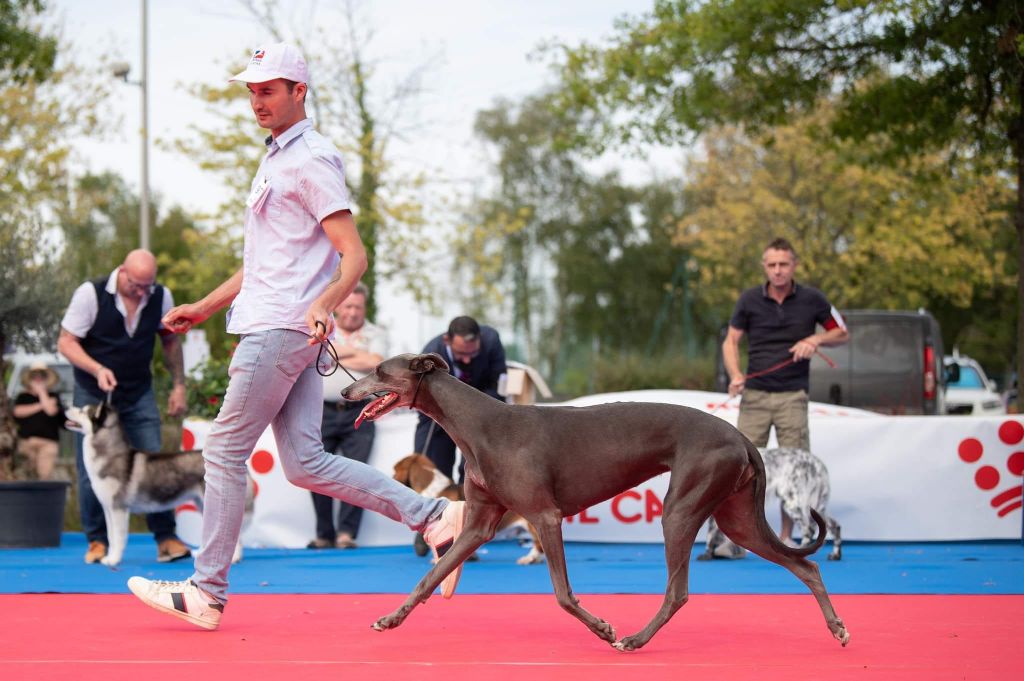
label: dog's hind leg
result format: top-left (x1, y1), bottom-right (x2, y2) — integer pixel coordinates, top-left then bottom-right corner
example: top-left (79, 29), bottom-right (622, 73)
top-left (713, 484), bottom-right (850, 646)
top-left (614, 492), bottom-right (716, 651)
top-left (373, 502), bottom-right (505, 632)
top-left (531, 510), bottom-right (617, 646)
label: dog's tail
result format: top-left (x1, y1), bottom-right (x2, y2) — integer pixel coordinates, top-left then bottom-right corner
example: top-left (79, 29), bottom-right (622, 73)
top-left (745, 439), bottom-right (826, 557)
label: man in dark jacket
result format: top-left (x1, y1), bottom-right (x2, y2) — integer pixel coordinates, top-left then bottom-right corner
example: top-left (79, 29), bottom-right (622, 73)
top-left (414, 315), bottom-right (507, 482)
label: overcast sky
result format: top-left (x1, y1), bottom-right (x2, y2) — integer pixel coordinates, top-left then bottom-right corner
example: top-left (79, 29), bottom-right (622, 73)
top-left (51, 0), bottom-right (670, 354)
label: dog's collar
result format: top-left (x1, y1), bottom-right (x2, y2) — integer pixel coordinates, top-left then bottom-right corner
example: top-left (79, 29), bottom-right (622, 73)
top-left (409, 373), bottom-right (426, 410)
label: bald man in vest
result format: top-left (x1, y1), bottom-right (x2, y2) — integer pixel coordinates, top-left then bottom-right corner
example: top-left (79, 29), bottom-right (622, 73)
top-left (58, 249), bottom-right (191, 565)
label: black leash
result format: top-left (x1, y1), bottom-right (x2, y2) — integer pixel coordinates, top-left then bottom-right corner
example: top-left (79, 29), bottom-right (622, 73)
top-left (313, 320), bottom-right (360, 381)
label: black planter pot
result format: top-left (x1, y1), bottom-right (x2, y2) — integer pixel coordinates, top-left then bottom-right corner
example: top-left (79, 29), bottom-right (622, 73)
top-left (0, 480), bottom-right (70, 547)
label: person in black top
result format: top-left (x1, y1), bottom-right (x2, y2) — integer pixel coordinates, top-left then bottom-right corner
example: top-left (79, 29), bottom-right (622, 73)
top-left (708, 237), bottom-right (848, 556)
top-left (12, 362), bottom-right (65, 479)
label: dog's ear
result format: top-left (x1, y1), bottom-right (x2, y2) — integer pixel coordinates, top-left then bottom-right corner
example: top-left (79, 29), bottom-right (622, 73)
top-left (392, 455), bottom-right (414, 485)
top-left (409, 353), bottom-right (449, 375)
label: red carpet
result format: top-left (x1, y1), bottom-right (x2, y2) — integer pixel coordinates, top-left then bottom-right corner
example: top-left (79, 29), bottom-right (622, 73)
top-left (1, 594), bottom-right (1019, 680)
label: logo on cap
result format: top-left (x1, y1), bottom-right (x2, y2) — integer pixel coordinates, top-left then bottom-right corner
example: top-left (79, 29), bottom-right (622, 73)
top-left (251, 49), bottom-right (265, 65)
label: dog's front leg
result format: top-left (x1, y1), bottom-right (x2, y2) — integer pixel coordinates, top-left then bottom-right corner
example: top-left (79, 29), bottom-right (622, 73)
top-left (101, 507), bottom-right (130, 567)
top-left (533, 512), bottom-right (616, 646)
top-left (372, 503), bottom-right (505, 632)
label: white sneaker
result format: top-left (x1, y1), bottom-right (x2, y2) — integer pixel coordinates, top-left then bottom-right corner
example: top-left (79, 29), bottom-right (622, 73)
top-left (422, 500), bottom-right (466, 599)
top-left (127, 577), bottom-right (223, 630)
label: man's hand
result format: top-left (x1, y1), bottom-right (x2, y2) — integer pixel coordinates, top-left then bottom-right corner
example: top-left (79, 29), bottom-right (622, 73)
top-left (163, 303), bottom-right (209, 335)
top-left (167, 384), bottom-right (187, 418)
top-left (728, 375), bottom-right (745, 397)
top-left (789, 336), bottom-right (819, 362)
top-left (30, 378), bottom-right (49, 398)
top-left (305, 304), bottom-right (334, 345)
top-left (96, 366), bottom-right (117, 392)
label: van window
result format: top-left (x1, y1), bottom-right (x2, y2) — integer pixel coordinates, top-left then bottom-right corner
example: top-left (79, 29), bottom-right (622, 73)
top-left (852, 320), bottom-right (919, 373)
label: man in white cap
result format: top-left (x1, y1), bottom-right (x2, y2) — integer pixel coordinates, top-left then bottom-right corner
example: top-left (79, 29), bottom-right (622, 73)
top-left (126, 42), bottom-right (466, 630)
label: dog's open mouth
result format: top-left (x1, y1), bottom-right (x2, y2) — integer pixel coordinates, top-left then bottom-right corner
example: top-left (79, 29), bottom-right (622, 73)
top-left (354, 392), bottom-right (399, 428)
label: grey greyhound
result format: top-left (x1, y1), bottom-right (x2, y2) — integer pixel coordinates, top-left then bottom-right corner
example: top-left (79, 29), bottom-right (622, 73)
top-left (342, 353), bottom-right (850, 651)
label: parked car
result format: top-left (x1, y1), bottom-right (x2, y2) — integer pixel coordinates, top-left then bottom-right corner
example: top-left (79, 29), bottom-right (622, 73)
top-left (943, 352), bottom-right (1006, 416)
top-left (715, 308), bottom-right (948, 415)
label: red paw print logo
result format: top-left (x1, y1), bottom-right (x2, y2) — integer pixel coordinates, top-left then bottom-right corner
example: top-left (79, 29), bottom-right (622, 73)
top-left (957, 420), bottom-right (1024, 518)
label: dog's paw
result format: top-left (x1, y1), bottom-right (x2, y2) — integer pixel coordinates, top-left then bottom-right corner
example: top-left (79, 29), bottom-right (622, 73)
top-left (100, 555), bottom-right (121, 567)
top-left (612, 639), bottom-right (636, 652)
top-left (830, 618), bottom-right (850, 646)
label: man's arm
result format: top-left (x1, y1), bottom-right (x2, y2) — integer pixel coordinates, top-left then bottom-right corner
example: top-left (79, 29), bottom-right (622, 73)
top-left (58, 327), bottom-right (117, 392)
top-left (305, 210), bottom-right (367, 343)
top-left (790, 325), bottom-right (850, 361)
top-left (329, 343), bottom-right (382, 372)
top-left (722, 326), bottom-right (746, 397)
top-left (160, 332), bottom-right (187, 417)
top-left (482, 329), bottom-right (508, 400)
top-left (162, 268), bottom-right (244, 334)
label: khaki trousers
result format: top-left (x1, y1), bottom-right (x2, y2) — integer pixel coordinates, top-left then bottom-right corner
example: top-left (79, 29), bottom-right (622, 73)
top-left (737, 388), bottom-right (810, 449)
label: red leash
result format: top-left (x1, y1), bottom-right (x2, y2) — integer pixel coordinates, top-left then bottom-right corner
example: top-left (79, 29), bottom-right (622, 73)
top-left (708, 349), bottom-right (836, 415)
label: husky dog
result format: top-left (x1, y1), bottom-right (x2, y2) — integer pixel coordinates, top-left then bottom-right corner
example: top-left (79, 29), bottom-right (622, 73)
top-left (67, 403), bottom-right (253, 567)
top-left (702, 447), bottom-right (842, 561)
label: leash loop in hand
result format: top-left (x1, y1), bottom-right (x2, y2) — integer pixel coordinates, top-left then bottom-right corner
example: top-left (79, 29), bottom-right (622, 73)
top-left (709, 348), bottom-right (836, 415)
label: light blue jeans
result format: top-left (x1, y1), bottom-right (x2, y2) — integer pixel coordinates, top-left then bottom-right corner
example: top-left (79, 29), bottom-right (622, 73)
top-left (191, 329), bottom-right (446, 602)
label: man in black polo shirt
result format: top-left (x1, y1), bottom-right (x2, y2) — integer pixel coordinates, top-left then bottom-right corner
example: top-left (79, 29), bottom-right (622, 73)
top-left (58, 249), bottom-right (191, 565)
top-left (707, 237), bottom-right (848, 557)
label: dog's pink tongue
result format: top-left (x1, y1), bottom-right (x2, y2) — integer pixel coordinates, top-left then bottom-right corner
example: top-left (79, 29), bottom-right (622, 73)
top-left (354, 409), bottom-right (367, 429)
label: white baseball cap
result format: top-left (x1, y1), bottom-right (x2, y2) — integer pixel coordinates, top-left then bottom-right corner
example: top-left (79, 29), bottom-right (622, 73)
top-left (229, 42), bottom-right (309, 84)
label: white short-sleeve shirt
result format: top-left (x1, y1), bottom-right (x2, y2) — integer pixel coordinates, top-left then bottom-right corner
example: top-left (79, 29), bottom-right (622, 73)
top-left (227, 118), bottom-right (353, 335)
top-left (322, 320), bottom-right (389, 399)
top-left (61, 269), bottom-right (174, 338)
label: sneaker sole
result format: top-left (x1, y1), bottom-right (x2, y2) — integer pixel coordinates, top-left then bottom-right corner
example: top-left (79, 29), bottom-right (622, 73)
top-left (127, 580), bottom-right (220, 631)
top-left (438, 505), bottom-right (466, 599)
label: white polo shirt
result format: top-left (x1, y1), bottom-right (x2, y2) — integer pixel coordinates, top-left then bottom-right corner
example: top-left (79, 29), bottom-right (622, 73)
top-left (227, 118), bottom-right (353, 335)
top-left (61, 269), bottom-right (174, 338)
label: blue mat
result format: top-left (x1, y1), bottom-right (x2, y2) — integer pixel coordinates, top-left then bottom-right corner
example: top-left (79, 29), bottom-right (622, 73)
top-left (1, 533), bottom-right (1021, 595)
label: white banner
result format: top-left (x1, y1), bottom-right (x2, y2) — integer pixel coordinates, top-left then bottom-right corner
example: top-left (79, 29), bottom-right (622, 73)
top-left (175, 391), bottom-right (1024, 547)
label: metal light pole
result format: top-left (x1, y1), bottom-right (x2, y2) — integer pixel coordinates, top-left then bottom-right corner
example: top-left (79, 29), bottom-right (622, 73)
top-left (112, 0), bottom-right (150, 251)
top-left (140, 0), bottom-right (149, 251)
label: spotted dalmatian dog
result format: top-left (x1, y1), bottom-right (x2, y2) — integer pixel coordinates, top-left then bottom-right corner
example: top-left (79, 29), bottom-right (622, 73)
top-left (700, 447), bottom-right (842, 561)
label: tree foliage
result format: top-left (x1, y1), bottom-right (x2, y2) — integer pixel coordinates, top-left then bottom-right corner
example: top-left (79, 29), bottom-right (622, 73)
top-left (678, 106), bottom-right (1014, 371)
top-left (456, 95), bottom-right (709, 388)
top-left (0, 21), bottom-right (108, 356)
top-left (0, 0), bottom-right (56, 83)
top-left (550, 0), bottom-right (1023, 400)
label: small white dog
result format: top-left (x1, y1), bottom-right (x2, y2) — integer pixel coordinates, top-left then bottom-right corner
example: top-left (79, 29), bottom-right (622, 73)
top-left (67, 403), bottom-right (253, 567)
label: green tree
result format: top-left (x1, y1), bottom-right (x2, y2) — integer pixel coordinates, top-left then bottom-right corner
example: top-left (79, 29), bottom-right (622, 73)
top-left (551, 0), bottom-right (1024, 405)
top-left (0, 4), bottom-right (105, 451)
top-left (0, 0), bottom-right (56, 83)
top-left (457, 95), bottom-right (705, 389)
top-left (677, 108), bottom-right (1014, 372)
